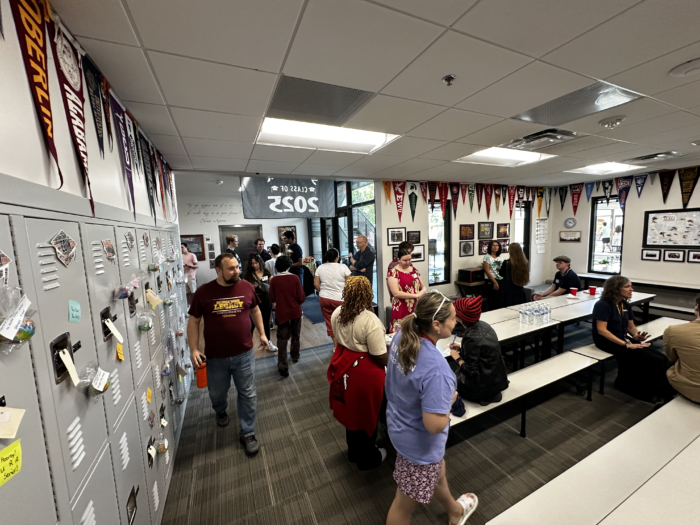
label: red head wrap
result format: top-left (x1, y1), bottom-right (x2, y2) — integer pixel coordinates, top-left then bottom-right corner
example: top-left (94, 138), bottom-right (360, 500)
top-left (454, 296), bottom-right (482, 323)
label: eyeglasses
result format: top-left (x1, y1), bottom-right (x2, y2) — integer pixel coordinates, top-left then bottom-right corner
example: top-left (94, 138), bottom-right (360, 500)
top-left (430, 290), bottom-right (449, 321)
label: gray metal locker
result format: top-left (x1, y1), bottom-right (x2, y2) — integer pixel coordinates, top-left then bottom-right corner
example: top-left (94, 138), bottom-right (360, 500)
top-left (70, 443), bottom-right (120, 525)
top-left (110, 398), bottom-right (151, 525)
top-left (135, 228), bottom-right (161, 359)
top-left (0, 215), bottom-right (57, 525)
top-left (80, 223), bottom-right (135, 432)
top-left (18, 218), bottom-right (108, 499)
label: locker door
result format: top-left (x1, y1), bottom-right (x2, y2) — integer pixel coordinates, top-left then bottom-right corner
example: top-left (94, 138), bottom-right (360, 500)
top-left (70, 444), bottom-right (120, 525)
top-left (110, 399), bottom-right (151, 525)
top-left (135, 229), bottom-right (152, 268)
top-left (135, 228), bottom-right (160, 358)
top-left (21, 218), bottom-right (108, 498)
top-left (80, 224), bottom-right (134, 432)
top-left (0, 215), bottom-right (57, 524)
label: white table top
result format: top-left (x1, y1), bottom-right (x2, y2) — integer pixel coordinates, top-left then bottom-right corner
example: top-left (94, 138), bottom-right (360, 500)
top-left (571, 344), bottom-right (613, 361)
top-left (507, 292), bottom-right (597, 311)
top-left (629, 291), bottom-right (656, 305)
top-left (549, 300), bottom-right (597, 322)
top-left (487, 396), bottom-right (700, 525)
top-left (637, 317), bottom-right (688, 341)
top-left (490, 318), bottom-right (560, 342)
top-left (480, 308), bottom-right (521, 325)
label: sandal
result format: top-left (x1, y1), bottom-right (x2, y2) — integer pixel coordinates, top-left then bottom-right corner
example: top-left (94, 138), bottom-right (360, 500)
top-left (452, 493), bottom-right (478, 525)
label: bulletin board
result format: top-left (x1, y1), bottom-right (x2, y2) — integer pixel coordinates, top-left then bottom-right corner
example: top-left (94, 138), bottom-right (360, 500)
top-left (642, 208), bottom-right (700, 249)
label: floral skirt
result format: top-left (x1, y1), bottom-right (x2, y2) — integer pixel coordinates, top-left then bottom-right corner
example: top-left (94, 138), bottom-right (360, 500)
top-left (393, 454), bottom-right (442, 504)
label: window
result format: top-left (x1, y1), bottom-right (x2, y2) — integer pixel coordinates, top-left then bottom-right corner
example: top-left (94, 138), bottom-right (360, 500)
top-left (309, 218), bottom-right (323, 261)
top-left (428, 202), bottom-right (451, 285)
top-left (589, 197), bottom-right (623, 274)
top-left (513, 202), bottom-right (531, 260)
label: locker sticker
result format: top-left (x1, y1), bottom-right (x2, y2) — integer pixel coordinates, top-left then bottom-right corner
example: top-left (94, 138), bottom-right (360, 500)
top-left (124, 231), bottom-right (135, 251)
top-left (49, 230), bottom-right (77, 267)
top-left (68, 300), bottom-right (81, 323)
top-left (58, 349), bottom-right (80, 386)
top-left (0, 295), bottom-right (31, 341)
top-left (101, 240), bottom-right (116, 265)
top-left (116, 343), bottom-right (124, 361)
top-left (146, 388), bottom-right (152, 404)
top-left (104, 318), bottom-right (123, 344)
top-left (0, 440), bottom-right (22, 488)
top-left (0, 408), bottom-right (25, 440)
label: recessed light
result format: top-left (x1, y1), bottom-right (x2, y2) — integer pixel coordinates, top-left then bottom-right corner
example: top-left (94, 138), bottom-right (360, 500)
top-left (454, 147), bottom-right (556, 167)
top-left (669, 58), bottom-right (700, 77)
top-left (599, 116), bottom-right (626, 129)
top-left (564, 162), bottom-right (644, 175)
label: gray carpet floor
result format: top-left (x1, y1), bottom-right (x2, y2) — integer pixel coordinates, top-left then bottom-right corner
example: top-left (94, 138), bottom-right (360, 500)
top-left (162, 324), bottom-right (655, 525)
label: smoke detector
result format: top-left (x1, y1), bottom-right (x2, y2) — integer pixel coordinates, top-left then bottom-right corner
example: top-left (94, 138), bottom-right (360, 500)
top-left (502, 128), bottom-right (580, 151)
top-left (214, 180), bottom-right (224, 185)
top-left (669, 58), bottom-right (700, 77)
top-left (442, 74), bottom-right (456, 87)
top-left (599, 116), bottom-right (626, 129)
top-left (622, 151), bottom-right (683, 165)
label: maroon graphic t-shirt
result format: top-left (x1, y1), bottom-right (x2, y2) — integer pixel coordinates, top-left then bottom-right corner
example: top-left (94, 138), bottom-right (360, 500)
top-left (188, 279), bottom-right (261, 358)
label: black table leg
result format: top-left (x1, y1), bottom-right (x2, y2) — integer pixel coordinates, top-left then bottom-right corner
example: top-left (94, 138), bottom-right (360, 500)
top-left (542, 329), bottom-right (553, 360)
top-left (587, 367), bottom-right (593, 402)
top-left (520, 398), bottom-right (527, 438)
top-left (599, 359), bottom-right (606, 395)
top-left (643, 301), bottom-right (649, 324)
top-left (534, 336), bottom-right (540, 363)
top-left (557, 324), bottom-right (565, 354)
top-left (519, 340), bottom-right (526, 369)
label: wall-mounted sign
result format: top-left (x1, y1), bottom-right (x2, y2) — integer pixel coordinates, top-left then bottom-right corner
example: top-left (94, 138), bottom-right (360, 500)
top-left (241, 177), bottom-right (335, 219)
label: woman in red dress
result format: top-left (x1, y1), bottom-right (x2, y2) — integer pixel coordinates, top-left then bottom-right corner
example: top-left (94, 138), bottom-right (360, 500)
top-left (387, 247), bottom-right (427, 333)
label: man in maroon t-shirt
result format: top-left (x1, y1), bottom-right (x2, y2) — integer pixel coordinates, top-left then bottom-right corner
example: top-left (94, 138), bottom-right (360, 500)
top-left (187, 253), bottom-right (269, 456)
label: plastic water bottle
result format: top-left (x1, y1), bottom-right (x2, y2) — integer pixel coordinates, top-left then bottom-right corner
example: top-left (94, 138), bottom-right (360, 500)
top-left (520, 305), bottom-right (526, 324)
top-left (545, 304), bottom-right (551, 323)
top-left (526, 303), bottom-right (533, 324)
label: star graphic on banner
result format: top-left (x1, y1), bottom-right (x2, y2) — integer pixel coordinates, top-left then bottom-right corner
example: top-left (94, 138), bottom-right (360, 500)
top-left (309, 187), bottom-right (315, 192)
top-left (271, 185), bottom-right (279, 191)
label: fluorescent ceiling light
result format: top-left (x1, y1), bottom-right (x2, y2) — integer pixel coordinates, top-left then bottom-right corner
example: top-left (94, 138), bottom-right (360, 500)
top-left (256, 118), bottom-right (399, 154)
top-left (453, 147), bottom-right (556, 167)
top-left (564, 162), bottom-right (644, 175)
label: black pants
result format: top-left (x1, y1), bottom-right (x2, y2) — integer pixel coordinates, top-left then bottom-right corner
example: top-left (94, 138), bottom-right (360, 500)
top-left (346, 427), bottom-right (382, 471)
top-left (251, 294), bottom-right (272, 341)
top-left (277, 317), bottom-right (301, 371)
top-left (485, 281), bottom-right (501, 312)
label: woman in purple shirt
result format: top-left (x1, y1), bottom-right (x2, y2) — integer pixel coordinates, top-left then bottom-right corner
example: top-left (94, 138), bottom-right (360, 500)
top-left (385, 292), bottom-right (478, 525)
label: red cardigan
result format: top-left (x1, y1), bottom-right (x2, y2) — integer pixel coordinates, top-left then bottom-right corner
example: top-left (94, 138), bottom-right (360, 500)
top-left (269, 273), bottom-right (305, 325)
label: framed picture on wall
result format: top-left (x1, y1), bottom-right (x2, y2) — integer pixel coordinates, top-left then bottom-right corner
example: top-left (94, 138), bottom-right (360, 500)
top-left (459, 241), bottom-right (474, 257)
top-left (411, 244), bottom-right (425, 262)
top-left (478, 222), bottom-right (494, 239)
top-left (643, 208), bottom-right (700, 249)
top-left (559, 231), bottom-right (582, 242)
top-left (387, 227), bottom-right (406, 246)
top-left (407, 231), bottom-right (421, 244)
top-left (180, 235), bottom-right (205, 261)
top-left (497, 223), bottom-right (510, 238)
top-left (663, 249), bottom-right (685, 262)
top-left (641, 249), bottom-right (661, 261)
top-left (500, 239), bottom-right (510, 253)
top-left (479, 240), bottom-right (491, 255)
top-left (459, 224), bottom-right (474, 240)
top-left (688, 250), bottom-right (700, 263)
top-left (392, 247), bottom-right (399, 259)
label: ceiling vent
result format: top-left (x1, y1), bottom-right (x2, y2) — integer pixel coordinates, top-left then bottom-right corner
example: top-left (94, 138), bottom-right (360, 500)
top-left (513, 81), bottom-right (641, 126)
top-left (266, 76), bottom-right (375, 127)
top-left (502, 128), bottom-right (580, 151)
top-left (622, 151), bottom-right (684, 165)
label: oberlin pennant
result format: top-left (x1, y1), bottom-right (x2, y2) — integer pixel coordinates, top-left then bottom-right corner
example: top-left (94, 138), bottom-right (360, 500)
top-left (438, 182), bottom-right (449, 219)
top-left (516, 186), bottom-right (525, 216)
top-left (602, 180), bottom-right (613, 205)
top-left (494, 186), bottom-right (501, 212)
top-left (502, 185), bottom-right (508, 205)
top-left (585, 182), bottom-right (594, 202)
top-left (110, 94), bottom-right (136, 218)
top-left (508, 186), bottom-right (517, 219)
top-left (475, 183), bottom-right (484, 213)
top-left (449, 182), bottom-right (460, 220)
top-left (678, 167), bottom-right (699, 209)
top-left (429, 182), bottom-right (437, 211)
top-left (617, 176), bottom-right (633, 211)
top-left (460, 183), bottom-right (468, 205)
top-left (634, 174), bottom-right (647, 198)
top-left (382, 181), bottom-right (392, 203)
top-left (659, 170), bottom-right (676, 204)
top-left (10, 0), bottom-right (64, 188)
top-left (101, 76), bottom-right (114, 151)
top-left (82, 56), bottom-right (105, 158)
top-left (468, 184), bottom-right (475, 212)
top-left (536, 187), bottom-right (544, 218)
top-left (649, 173), bottom-right (656, 186)
top-left (546, 187), bottom-right (552, 217)
top-left (570, 184), bottom-right (583, 216)
top-left (484, 184), bottom-right (493, 218)
top-left (392, 181), bottom-right (406, 222)
top-left (408, 183), bottom-right (418, 222)
top-left (559, 185), bottom-right (568, 211)
top-left (420, 181), bottom-right (428, 204)
top-left (139, 133), bottom-right (157, 222)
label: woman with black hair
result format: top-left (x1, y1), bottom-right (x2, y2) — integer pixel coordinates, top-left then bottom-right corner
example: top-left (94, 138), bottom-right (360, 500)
top-left (315, 248), bottom-right (351, 347)
top-left (482, 240), bottom-right (502, 311)
top-left (242, 254), bottom-right (275, 352)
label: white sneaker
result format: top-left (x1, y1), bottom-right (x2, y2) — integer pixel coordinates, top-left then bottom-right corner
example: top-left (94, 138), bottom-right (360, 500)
top-left (379, 448), bottom-right (387, 463)
top-left (268, 342), bottom-right (278, 352)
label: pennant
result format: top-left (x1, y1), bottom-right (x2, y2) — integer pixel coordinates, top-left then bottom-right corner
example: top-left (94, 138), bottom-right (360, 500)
top-left (48, 15), bottom-right (95, 215)
top-left (570, 184), bottom-right (583, 216)
top-left (484, 184), bottom-right (494, 219)
top-left (634, 174), bottom-right (647, 198)
top-left (438, 182), bottom-right (449, 219)
top-left (553, 187), bottom-right (558, 197)
top-left (148, 142), bottom-right (161, 209)
top-left (449, 182), bottom-right (460, 220)
top-left (168, 162), bottom-right (177, 220)
top-left (408, 182), bottom-right (418, 222)
top-left (650, 173), bottom-right (656, 186)
top-left (110, 94), bottom-right (137, 219)
top-left (392, 181), bottom-right (406, 222)
top-left (528, 186), bottom-right (534, 202)
top-left (0, 0), bottom-right (4, 40)
top-left (420, 181), bottom-right (428, 204)
top-left (429, 182), bottom-right (437, 211)
top-left (158, 151), bottom-right (171, 218)
top-left (124, 112), bottom-right (141, 180)
top-left (101, 76), bottom-right (114, 151)
top-left (82, 56), bottom-right (105, 158)
top-left (596, 181), bottom-right (601, 192)
top-left (508, 186), bottom-right (517, 219)
top-left (559, 185), bottom-right (568, 211)
top-left (132, 118), bottom-right (145, 180)
top-left (382, 181), bottom-right (392, 203)
top-left (475, 183), bottom-right (484, 213)
top-left (516, 186), bottom-right (525, 212)
top-left (678, 167), bottom-right (699, 209)
top-left (585, 182), bottom-right (594, 202)
top-left (10, 0), bottom-right (64, 188)
top-left (617, 176), bottom-right (633, 211)
top-left (546, 187), bottom-right (552, 217)
top-left (614, 177), bottom-right (621, 194)
top-left (139, 133), bottom-right (157, 222)
top-left (602, 180), bottom-right (613, 205)
top-left (659, 171), bottom-right (676, 204)
top-left (468, 184), bottom-right (475, 212)
top-left (536, 187), bottom-right (544, 218)
top-left (494, 186), bottom-right (501, 212)
top-left (460, 183), bottom-right (468, 206)
top-left (155, 150), bottom-right (167, 219)
top-left (502, 185), bottom-right (508, 205)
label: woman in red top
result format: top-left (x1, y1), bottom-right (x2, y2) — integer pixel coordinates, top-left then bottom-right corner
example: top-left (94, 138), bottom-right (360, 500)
top-left (387, 247), bottom-right (427, 333)
top-left (269, 256), bottom-right (306, 377)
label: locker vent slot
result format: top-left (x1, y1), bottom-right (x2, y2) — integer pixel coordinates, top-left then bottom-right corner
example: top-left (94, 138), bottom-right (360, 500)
top-left (38, 255), bottom-right (61, 290)
top-left (160, 311), bottom-right (166, 331)
top-left (110, 370), bottom-right (122, 406)
top-left (119, 432), bottom-right (130, 471)
top-left (164, 450), bottom-right (170, 465)
top-left (134, 342), bottom-right (143, 369)
top-left (80, 500), bottom-right (96, 525)
top-left (140, 393), bottom-right (149, 421)
top-left (149, 330), bottom-right (156, 347)
top-left (67, 416), bottom-right (86, 470)
top-left (153, 482), bottom-right (160, 511)
top-left (154, 366), bottom-right (161, 388)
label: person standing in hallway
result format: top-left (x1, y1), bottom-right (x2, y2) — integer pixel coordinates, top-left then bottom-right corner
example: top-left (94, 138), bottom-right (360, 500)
top-left (181, 242), bottom-right (199, 306)
top-left (600, 221), bottom-right (611, 252)
top-left (269, 256), bottom-right (305, 377)
top-left (225, 234), bottom-right (242, 268)
top-left (242, 254), bottom-right (277, 353)
top-left (315, 248), bottom-right (351, 348)
top-left (283, 230), bottom-right (304, 288)
top-left (265, 244), bottom-right (281, 276)
top-left (387, 247), bottom-right (426, 333)
top-left (187, 253), bottom-right (269, 457)
top-left (249, 237), bottom-right (271, 262)
top-left (350, 235), bottom-right (375, 285)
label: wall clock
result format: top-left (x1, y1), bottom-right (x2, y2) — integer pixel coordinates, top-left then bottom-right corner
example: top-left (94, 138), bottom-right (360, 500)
top-left (564, 218), bottom-right (577, 229)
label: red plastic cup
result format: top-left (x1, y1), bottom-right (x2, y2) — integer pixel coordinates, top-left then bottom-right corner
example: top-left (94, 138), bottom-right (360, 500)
top-left (570, 288), bottom-right (578, 297)
top-left (589, 286), bottom-right (597, 296)
top-left (196, 362), bottom-right (207, 388)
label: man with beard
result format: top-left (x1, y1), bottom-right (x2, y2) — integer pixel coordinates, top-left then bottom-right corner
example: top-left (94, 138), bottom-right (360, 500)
top-left (187, 253), bottom-right (269, 456)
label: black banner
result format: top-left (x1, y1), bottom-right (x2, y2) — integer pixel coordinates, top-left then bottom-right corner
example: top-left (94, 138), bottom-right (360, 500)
top-left (241, 177), bottom-right (335, 219)
top-left (139, 133), bottom-right (157, 222)
top-left (82, 55), bottom-right (105, 158)
top-left (101, 76), bottom-right (114, 151)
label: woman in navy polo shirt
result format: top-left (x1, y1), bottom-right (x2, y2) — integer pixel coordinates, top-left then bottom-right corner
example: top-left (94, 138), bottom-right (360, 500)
top-left (592, 275), bottom-right (675, 402)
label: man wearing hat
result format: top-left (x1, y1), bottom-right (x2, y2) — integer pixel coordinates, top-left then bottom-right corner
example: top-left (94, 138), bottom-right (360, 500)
top-left (533, 255), bottom-right (582, 301)
top-left (449, 297), bottom-right (509, 406)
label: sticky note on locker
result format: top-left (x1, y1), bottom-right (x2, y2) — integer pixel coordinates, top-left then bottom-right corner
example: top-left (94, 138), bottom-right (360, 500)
top-left (0, 440), bottom-right (22, 488)
top-left (68, 300), bottom-right (81, 323)
top-left (146, 388), bottom-right (152, 404)
top-left (116, 343), bottom-right (124, 361)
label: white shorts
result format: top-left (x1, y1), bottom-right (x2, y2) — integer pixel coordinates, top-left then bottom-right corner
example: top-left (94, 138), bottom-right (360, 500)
top-left (186, 275), bottom-right (197, 293)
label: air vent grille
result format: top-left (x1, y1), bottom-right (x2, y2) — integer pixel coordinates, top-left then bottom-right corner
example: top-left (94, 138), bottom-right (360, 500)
top-left (110, 370), bottom-right (122, 407)
top-left (154, 366), bottom-right (161, 389)
top-left (153, 482), bottom-right (160, 511)
top-left (80, 500), bottom-right (96, 525)
top-left (140, 392), bottom-right (149, 421)
top-left (134, 342), bottom-right (143, 369)
top-left (119, 432), bottom-right (130, 471)
top-left (67, 416), bottom-right (86, 471)
top-left (622, 151), bottom-right (684, 165)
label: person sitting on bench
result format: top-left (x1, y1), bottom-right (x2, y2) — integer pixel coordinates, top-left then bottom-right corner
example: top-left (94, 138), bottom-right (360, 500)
top-left (449, 296), bottom-right (509, 406)
top-left (533, 255), bottom-right (581, 300)
top-left (664, 295), bottom-right (700, 403)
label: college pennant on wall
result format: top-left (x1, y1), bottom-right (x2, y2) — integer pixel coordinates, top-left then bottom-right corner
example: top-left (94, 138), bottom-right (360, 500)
top-left (438, 182), bottom-right (449, 219)
top-left (449, 182), bottom-right (460, 220)
top-left (10, 0), bottom-right (64, 188)
top-left (82, 56), bottom-right (105, 158)
top-left (132, 119), bottom-right (145, 178)
top-left (678, 167), bottom-right (699, 209)
top-left (602, 180), bottom-right (613, 205)
top-left (419, 181), bottom-right (428, 204)
top-left (382, 181), bottom-right (392, 203)
top-left (494, 186), bottom-right (501, 212)
top-left (158, 151), bottom-right (171, 218)
top-left (546, 187), bottom-right (552, 217)
top-left (428, 182), bottom-right (437, 211)
top-left (408, 182), bottom-right (418, 222)
top-left (149, 142), bottom-right (163, 213)
top-left (585, 182), bottom-right (594, 202)
top-left (553, 187), bottom-right (558, 197)
top-left (502, 185), bottom-right (508, 205)
top-left (659, 170), bottom-right (676, 204)
top-left (475, 183), bottom-right (484, 213)
top-left (617, 176), bottom-right (633, 211)
top-left (516, 185), bottom-right (525, 216)
top-left (0, 1), bottom-right (4, 40)
top-left (392, 181), bottom-right (406, 222)
top-left (649, 173), bottom-right (656, 186)
top-left (508, 186), bottom-right (517, 219)
top-left (124, 112), bottom-right (141, 178)
top-left (559, 185), bottom-right (568, 211)
top-left (484, 184), bottom-right (493, 219)
top-left (110, 94), bottom-right (137, 218)
top-left (468, 184), bottom-right (475, 212)
top-left (536, 187), bottom-right (544, 218)
top-left (596, 181), bottom-right (601, 192)
top-left (570, 184), bottom-right (583, 216)
top-left (139, 133), bottom-right (157, 222)
top-left (634, 174), bottom-right (647, 198)
top-left (101, 76), bottom-right (113, 151)
top-left (460, 183), bottom-right (468, 206)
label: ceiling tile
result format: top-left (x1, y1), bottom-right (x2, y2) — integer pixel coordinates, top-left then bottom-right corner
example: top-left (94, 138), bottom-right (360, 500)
top-left (51, 0), bottom-right (139, 45)
top-left (190, 157), bottom-right (248, 171)
top-left (457, 119), bottom-right (546, 146)
top-left (371, 0), bottom-right (477, 25)
top-left (251, 145), bottom-right (315, 163)
top-left (246, 160), bottom-right (301, 174)
top-left (334, 155), bottom-right (409, 177)
top-left (291, 164), bottom-right (344, 176)
top-left (283, 0), bottom-right (443, 92)
top-left (382, 31), bottom-right (532, 106)
top-left (126, 0), bottom-right (304, 72)
top-left (654, 81), bottom-right (700, 110)
top-left (149, 52), bottom-right (277, 116)
top-left (148, 134), bottom-right (187, 156)
top-left (650, 138), bottom-right (700, 155)
top-left (182, 138), bottom-right (254, 159)
top-left (595, 146), bottom-right (665, 163)
top-left (599, 111), bottom-right (700, 143)
top-left (568, 140), bottom-right (645, 160)
top-left (373, 137), bottom-right (446, 157)
top-left (419, 142), bottom-right (485, 161)
top-left (559, 98), bottom-right (676, 135)
top-left (456, 61), bottom-right (594, 118)
top-left (542, 0), bottom-right (700, 79)
top-left (630, 123), bottom-right (700, 147)
top-left (303, 151), bottom-right (365, 166)
top-left (538, 135), bottom-right (617, 156)
top-left (406, 109), bottom-right (502, 141)
top-left (124, 102), bottom-right (178, 136)
top-left (343, 95), bottom-right (445, 134)
top-left (79, 38), bottom-right (164, 104)
top-left (164, 155), bottom-right (192, 169)
top-left (171, 108), bottom-right (262, 141)
top-left (375, 158), bottom-right (448, 178)
top-left (453, 0), bottom-right (638, 58)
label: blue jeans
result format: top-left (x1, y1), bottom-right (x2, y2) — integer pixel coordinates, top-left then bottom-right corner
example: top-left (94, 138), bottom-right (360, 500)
top-left (206, 349), bottom-right (257, 436)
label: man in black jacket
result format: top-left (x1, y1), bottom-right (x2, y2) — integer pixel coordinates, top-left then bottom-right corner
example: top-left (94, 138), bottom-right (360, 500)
top-left (349, 235), bottom-right (375, 286)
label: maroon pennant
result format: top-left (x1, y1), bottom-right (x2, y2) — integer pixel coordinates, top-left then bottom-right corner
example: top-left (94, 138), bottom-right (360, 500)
top-left (475, 183), bottom-right (484, 213)
top-left (392, 181), bottom-right (406, 222)
top-left (428, 182), bottom-right (437, 211)
top-left (508, 186), bottom-right (517, 219)
top-left (570, 183), bottom-right (583, 216)
top-left (449, 182), bottom-right (460, 219)
top-left (484, 184), bottom-right (493, 219)
top-left (438, 182), bottom-right (449, 219)
top-left (460, 183), bottom-right (468, 205)
top-left (420, 181), bottom-right (428, 204)
top-left (659, 170), bottom-right (676, 204)
top-left (678, 167), bottom-right (699, 209)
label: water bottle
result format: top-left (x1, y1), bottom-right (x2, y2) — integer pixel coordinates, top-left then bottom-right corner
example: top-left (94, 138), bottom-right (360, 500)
top-left (526, 303), bottom-right (533, 324)
top-left (520, 305), bottom-right (526, 324)
top-left (545, 304), bottom-right (551, 323)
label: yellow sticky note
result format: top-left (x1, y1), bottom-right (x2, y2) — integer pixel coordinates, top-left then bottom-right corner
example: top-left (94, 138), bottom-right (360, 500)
top-left (0, 440), bottom-right (22, 488)
top-left (146, 388), bottom-right (152, 404)
top-left (179, 374), bottom-right (182, 383)
top-left (116, 343), bottom-right (124, 361)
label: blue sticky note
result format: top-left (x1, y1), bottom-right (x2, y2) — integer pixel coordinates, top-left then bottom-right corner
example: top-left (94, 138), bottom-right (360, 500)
top-left (68, 300), bottom-right (81, 323)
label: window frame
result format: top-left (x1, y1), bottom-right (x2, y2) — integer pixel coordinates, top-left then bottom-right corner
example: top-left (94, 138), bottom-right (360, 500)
top-left (428, 199), bottom-right (452, 286)
top-left (587, 196), bottom-right (624, 275)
